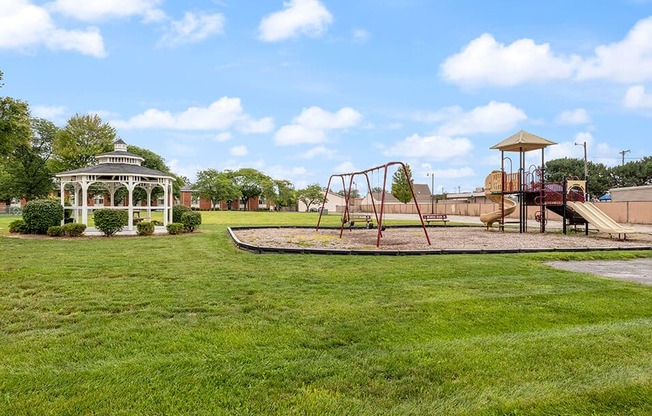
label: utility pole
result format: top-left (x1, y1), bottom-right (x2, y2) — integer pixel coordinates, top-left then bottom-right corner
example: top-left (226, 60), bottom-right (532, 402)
top-left (619, 149), bottom-right (630, 166)
top-left (427, 172), bottom-right (435, 214)
top-left (575, 141), bottom-right (589, 199)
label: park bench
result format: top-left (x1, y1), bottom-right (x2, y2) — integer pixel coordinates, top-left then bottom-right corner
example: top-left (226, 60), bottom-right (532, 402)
top-left (422, 214), bottom-right (449, 225)
top-left (346, 214), bottom-right (375, 229)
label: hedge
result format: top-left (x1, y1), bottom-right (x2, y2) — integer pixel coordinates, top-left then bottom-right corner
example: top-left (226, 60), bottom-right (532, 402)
top-left (63, 223), bottom-right (86, 237)
top-left (172, 205), bottom-right (192, 223)
top-left (166, 222), bottom-right (184, 235)
top-left (22, 199), bottom-right (64, 234)
top-left (93, 209), bottom-right (128, 236)
top-left (181, 211), bottom-right (202, 232)
top-left (9, 219), bottom-right (28, 234)
top-left (136, 221), bottom-right (155, 236)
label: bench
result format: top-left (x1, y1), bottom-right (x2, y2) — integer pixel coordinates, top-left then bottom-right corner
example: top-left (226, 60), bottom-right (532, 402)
top-left (345, 214), bottom-right (375, 229)
top-left (422, 214), bottom-right (449, 225)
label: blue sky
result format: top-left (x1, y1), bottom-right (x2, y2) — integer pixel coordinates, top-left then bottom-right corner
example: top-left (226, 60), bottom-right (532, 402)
top-left (2, 0), bottom-right (652, 193)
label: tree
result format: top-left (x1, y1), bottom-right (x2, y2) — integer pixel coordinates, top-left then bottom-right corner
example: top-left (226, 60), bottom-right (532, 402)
top-left (229, 168), bottom-right (272, 210)
top-left (336, 188), bottom-right (360, 198)
top-left (269, 179), bottom-right (296, 210)
top-left (194, 169), bottom-right (240, 210)
top-left (125, 145), bottom-right (174, 203)
top-left (391, 164), bottom-right (413, 203)
top-left (2, 118), bottom-right (59, 202)
top-left (297, 183), bottom-right (325, 212)
top-left (611, 157), bottom-right (652, 188)
top-left (51, 113), bottom-right (116, 171)
top-left (0, 97), bottom-right (31, 158)
top-left (545, 157), bottom-right (612, 198)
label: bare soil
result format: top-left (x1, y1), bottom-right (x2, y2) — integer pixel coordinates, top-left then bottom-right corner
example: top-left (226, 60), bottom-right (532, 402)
top-left (233, 226), bottom-right (652, 252)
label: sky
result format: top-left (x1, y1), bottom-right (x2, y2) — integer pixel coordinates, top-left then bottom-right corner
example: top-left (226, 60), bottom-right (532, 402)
top-left (2, 0), bottom-right (652, 194)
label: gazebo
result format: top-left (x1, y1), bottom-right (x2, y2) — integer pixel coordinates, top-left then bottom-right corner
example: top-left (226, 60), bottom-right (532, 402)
top-left (56, 140), bottom-right (174, 231)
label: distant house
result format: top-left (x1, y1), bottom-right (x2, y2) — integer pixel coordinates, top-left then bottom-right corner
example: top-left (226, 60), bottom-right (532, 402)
top-left (360, 183), bottom-right (433, 205)
top-left (298, 190), bottom-right (347, 213)
top-left (179, 186), bottom-right (261, 210)
top-left (609, 185), bottom-right (652, 202)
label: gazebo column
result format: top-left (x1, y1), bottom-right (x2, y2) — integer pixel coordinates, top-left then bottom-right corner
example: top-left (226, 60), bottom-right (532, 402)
top-left (126, 178), bottom-right (137, 231)
top-left (80, 178), bottom-right (90, 226)
top-left (145, 185), bottom-right (153, 220)
top-left (163, 182), bottom-right (170, 226)
top-left (60, 182), bottom-right (66, 225)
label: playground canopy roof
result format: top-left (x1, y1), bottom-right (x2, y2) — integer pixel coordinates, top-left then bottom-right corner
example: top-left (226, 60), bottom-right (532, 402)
top-left (491, 130), bottom-right (557, 152)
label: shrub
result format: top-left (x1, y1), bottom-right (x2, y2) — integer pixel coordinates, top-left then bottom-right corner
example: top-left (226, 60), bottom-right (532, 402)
top-left (166, 222), bottom-right (184, 235)
top-left (93, 209), bottom-right (128, 236)
top-left (137, 221), bottom-right (155, 236)
top-left (47, 226), bottom-right (64, 237)
top-left (22, 199), bottom-right (64, 234)
top-left (172, 205), bottom-right (192, 223)
top-left (9, 219), bottom-right (28, 234)
top-left (63, 223), bottom-right (86, 237)
top-left (181, 211), bottom-right (202, 232)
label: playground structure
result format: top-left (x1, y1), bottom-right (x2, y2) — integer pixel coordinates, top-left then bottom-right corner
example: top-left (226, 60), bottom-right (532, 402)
top-left (483, 130), bottom-right (635, 239)
top-left (316, 162), bottom-right (431, 247)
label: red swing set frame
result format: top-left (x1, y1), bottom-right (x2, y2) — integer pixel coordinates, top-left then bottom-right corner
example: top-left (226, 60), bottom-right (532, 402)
top-left (316, 161), bottom-right (431, 248)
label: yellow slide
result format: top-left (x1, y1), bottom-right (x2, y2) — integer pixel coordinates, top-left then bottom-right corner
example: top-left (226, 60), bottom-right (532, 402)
top-left (480, 170), bottom-right (518, 227)
top-left (567, 201), bottom-right (634, 236)
top-left (480, 194), bottom-right (517, 227)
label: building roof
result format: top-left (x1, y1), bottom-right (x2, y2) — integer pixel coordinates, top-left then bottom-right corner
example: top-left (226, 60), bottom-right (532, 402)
top-left (491, 130), bottom-right (557, 152)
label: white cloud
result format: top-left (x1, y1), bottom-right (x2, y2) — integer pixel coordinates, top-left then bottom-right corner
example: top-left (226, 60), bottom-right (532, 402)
top-left (545, 132), bottom-right (618, 165)
top-left (577, 16), bottom-right (652, 83)
top-left (111, 97), bottom-right (273, 133)
top-left (332, 162), bottom-right (356, 174)
top-left (159, 12), bottom-right (225, 47)
top-left (299, 146), bottom-right (336, 159)
top-left (49, 0), bottom-right (165, 22)
top-left (441, 16), bottom-right (652, 86)
top-left (440, 33), bottom-right (577, 87)
top-left (258, 0), bottom-right (333, 42)
top-left (352, 28), bottom-right (370, 43)
top-left (0, 0), bottom-right (106, 57)
top-left (623, 85), bottom-right (652, 109)
top-left (214, 132), bottom-right (232, 142)
top-left (556, 108), bottom-right (591, 124)
top-left (384, 134), bottom-right (473, 160)
top-left (239, 116), bottom-right (275, 134)
top-left (274, 106), bottom-right (363, 146)
top-left (31, 105), bottom-right (67, 121)
top-left (230, 145), bottom-right (248, 157)
top-left (431, 167), bottom-right (476, 179)
top-left (437, 101), bottom-right (527, 136)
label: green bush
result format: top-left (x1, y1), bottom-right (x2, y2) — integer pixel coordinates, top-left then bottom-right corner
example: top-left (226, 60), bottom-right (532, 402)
top-left (63, 223), bottom-right (86, 237)
top-left (136, 221), bottom-right (155, 236)
top-left (9, 219), bottom-right (28, 234)
top-left (47, 226), bottom-right (64, 237)
top-left (22, 199), bottom-right (64, 234)
top-left (181, 211), bottom-right (202, 232)
top-left (172, 205), bottom-right (192, 223)
top-left (166, 222), bottom-right (184, 235)
top-left (93, 209), bottom-right (128, 236)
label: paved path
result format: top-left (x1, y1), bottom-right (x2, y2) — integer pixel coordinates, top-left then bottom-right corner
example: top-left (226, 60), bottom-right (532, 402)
top-left (547, 258), bottom-right (652, 286)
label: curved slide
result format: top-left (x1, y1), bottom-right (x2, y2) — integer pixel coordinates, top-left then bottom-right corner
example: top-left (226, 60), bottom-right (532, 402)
top-left (567, 201), bottom-right (634, 237)
top-left (480, 194), bottom-right (517, 227)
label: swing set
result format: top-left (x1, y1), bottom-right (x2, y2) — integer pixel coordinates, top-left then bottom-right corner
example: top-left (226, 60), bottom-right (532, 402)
top-left (316, 161), bottom-right (431, 248)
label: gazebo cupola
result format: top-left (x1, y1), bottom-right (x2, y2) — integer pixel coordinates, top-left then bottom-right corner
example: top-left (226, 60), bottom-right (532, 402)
top-left (56, 139), bottom-right (174, 232)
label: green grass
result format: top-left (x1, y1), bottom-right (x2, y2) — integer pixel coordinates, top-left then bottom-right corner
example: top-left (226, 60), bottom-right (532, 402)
top-left (1, 211), bottom-right (652, 415)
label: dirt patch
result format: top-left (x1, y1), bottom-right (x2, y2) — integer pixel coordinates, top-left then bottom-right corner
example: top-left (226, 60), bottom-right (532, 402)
top-left (547, 259), bottom-right (652, 286)
top-left (233, 226), bottom-right (652, 252)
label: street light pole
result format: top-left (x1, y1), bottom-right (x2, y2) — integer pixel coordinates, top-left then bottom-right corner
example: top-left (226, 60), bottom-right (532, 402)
top-left (575, 141), bottom-right (589, 200)
top-left (619, 149), bottom-right (630, 166)
top-left (427, 172), bottom-right (435, 214)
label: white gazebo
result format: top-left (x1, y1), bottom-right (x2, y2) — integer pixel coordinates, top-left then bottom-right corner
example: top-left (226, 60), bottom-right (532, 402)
top-left (56, 140), bottom-right (175, 231)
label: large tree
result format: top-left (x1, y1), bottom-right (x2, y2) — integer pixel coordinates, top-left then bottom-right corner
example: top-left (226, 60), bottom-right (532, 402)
top-left (545, 157), bottom-right (612, 198)
top-left (0, 95), bottom-right (31, 158)
top-left (3, 118), bottom-right (59, 201)
top-left (269, 179), bottom-right (296, 210)
top-left (51, 113), bottom-right (116, 172)
top-left (391, 164), bottom-right (413, 203)
top-left (194, 169), bottom-right (240, 210)
top-left (229, 168), bottom-right (272, 210)
top-left (297, 183), bottom-right (325, 212)
top-left (610, 157), bottom-right (652, 188)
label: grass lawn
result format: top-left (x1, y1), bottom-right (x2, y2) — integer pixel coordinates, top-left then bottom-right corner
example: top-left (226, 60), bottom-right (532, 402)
top-left (1, 211), bottom-right (651, 415)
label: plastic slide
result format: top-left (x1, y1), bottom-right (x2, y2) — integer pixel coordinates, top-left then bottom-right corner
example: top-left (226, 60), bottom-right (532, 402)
top-left (567, 201), bottom-right (634, 236)
top-left (480, 193), bottom-right (517, 227)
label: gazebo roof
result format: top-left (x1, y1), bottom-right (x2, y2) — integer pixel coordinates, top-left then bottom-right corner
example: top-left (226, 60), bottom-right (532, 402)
top-left (491, 130), bottom-right (557, 152)
top-left (56, 163), bottom-right (173, 179)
